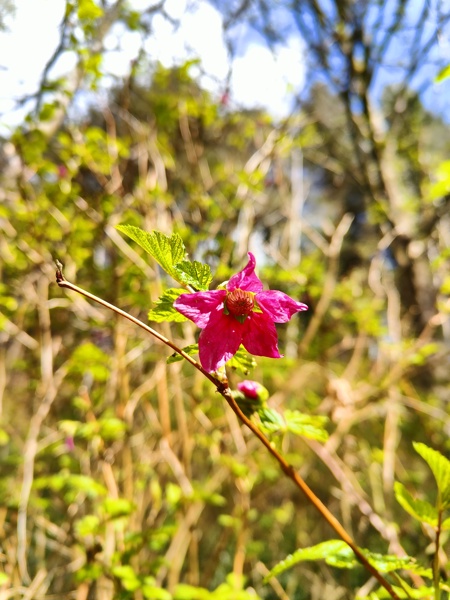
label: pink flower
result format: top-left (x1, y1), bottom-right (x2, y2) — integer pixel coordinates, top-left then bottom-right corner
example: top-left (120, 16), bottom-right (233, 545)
top-left (174, 252), bottom-right (308, 372)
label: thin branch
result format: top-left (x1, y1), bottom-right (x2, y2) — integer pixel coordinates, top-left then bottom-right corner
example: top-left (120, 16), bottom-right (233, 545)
top-left (55, 261), bottom-right (401, 599)
top-left (55, 260), bottom-right (220, 389)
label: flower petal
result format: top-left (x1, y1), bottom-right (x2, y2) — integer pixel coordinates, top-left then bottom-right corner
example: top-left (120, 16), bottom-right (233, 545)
top-left (242, 312), bottom-right (282, 358)
top-left (256, 290), bottom-right (308, 323)
top-left (227, 252), bottom-right (264, 293)
top-left (198, 309), bottom-right (244, 371)
top-left (174, 290), bottom-right (226, 328)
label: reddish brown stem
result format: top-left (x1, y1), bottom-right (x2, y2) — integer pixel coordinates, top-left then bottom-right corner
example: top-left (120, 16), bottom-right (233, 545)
top-left (55, 262), bottom-right (400, 600)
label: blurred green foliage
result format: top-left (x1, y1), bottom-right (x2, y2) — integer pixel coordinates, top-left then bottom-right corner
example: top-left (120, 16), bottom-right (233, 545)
top-left (0, 1), bottom-right (449, 597)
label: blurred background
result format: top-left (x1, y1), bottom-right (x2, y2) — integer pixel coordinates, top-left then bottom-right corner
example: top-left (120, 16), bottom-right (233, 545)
top-left (0, 0), bottom-right (449, 598)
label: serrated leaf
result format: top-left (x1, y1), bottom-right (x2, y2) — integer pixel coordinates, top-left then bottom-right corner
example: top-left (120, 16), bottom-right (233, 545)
top-left (265, 540), bottom-right (420, 583)
top-left (148, 288), bottom-right (189, 323)
top-left (394, 482), bottom-right (438, 526)
top-left (117, 225), bottom-right (186, 280)
top-left (264, 540), bottom-right (350, 581)
top-left (259, 408), bottom-right (286, 433)
top-left (284, 410), bottom-right (329, 442)
top-left (172, 260), bottom-right (212, 291)
top-left (413, 442), bottom-right (450, 507)
top-left (226, 346), bottom-right (256, 375)
top-left (364, 553), bottom-right (419, 574)
top-left (367, 582), bottom-right (437, 600)
top-left (167, 344), bottom-right (199, 364)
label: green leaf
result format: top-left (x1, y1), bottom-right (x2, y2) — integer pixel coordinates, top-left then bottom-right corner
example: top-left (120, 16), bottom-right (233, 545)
top-left (442, 516), bottom-right (450, 531)
top-left (284, 410), bottom-right (329, 442)
top-left (167, 344), bottom-right (199, 364)
top-left (117, 225), bottom-right (186, 280)
top-left (77, 0), bottom-right (104, 20)
top-left (174, 583), bottom-right (210, 599)
top-left (258, 408), bottom-right (286, 433)
top-left (435, 64), bottom-right (450, 83)
top-left (413, 442), bottom-right (450, 507)
top-left (67, 475), bottom-right (107, 498)
top-left (264, 540), bottom-right (350, 580)
top-left (367, 581), bottom-right (435, 599)
top-left (142, 584), bottom-right (172, 600)
top-left (265, 540), bottom-right (420, 582)
top-left (98, 417), bottom-right (127, 441)
top-left (226, 346), bottom-right (257, 375)
top-left (101, 498), bottom-right (135, 519)
top-left (258, 410), bottom-right (328, 441)
top-left (112, 565), bottom-right (140, 592)
top-left (68, 342), bottom-right (110, 382)
top-left (173, 260), bottom-right (212, 290)
top-left (394, 482), bottom-right (438, 526)
top-left (0, 428), bottom-right (10, 445)
top-left (75, 515), bottom-right (101, 537)
top-left (148, 288), bottom-right (189, 323)
top-left (363, 553), bottom-right (420, 575)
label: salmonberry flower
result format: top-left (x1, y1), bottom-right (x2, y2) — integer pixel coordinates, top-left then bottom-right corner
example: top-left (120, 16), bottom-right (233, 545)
top-left (174, 252), bottom-right (308, 372)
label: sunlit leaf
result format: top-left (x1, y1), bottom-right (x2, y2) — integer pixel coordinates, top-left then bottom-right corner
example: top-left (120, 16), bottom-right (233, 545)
top-left (367, 578), bottom-right (437, 599)
top-left (284, 410), bottom-right (329, 442)
top-left (364, 553), bottom-right (421, 574)
top-left (258, 407), bottom-right (285, 433)
top-left (394, 482), bottom-right (438, 526)
top-left (101, 498), bottom-right (135, 519)
top-left (98, 417), bottom-right (127, 441)
top-left (66, 475), bottom-right (108, 498)
top-left (148, 288), bottom-right (189, 322)
top-left (117, 225), bottom-right (186, 281)
top-left (265, 540), bottom-right (420, 582)
top-left (77, 0), bottom-right (104, 20)
top-left (166, 344), bottom-right (199, 364)
top-left (68, 342), bottom-right (110, 382)
top-left (227, 346), bottom-right (257, 375)
top-left (0, 428), bottom-right (10, 446)
top-left (112, 565), bottom-right (140, 592)
top-left (413, 442), bottom-right (450, 507)
top-left (173, 583), bottom-right (210, 599)
top-left (435, 64), bottom-right (450, 83)
top-left (264, 540), bottom-right (351, 580)
top-left (142, 583), bottom-right (172, 600)
top-left (173, 260), bottom-right (212, 290)
top-left (75, 515), bottom-right (101, 537)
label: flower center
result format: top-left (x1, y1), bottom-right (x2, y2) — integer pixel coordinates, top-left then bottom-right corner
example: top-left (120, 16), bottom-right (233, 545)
top-left (225, 289), bottom-right (255, 321)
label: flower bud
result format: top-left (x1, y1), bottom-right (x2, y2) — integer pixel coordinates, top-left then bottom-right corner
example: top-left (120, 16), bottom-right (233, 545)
top-left (237, 380), bottom-right (269, 402)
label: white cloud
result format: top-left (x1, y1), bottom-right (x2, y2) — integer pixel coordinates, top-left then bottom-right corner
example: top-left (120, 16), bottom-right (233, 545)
top-left (230, 37), bottom-right (305, 116)
top-left (0, 0), bottom-right (305, 135)
top-left (0, 0), bottom-right (65, 130)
